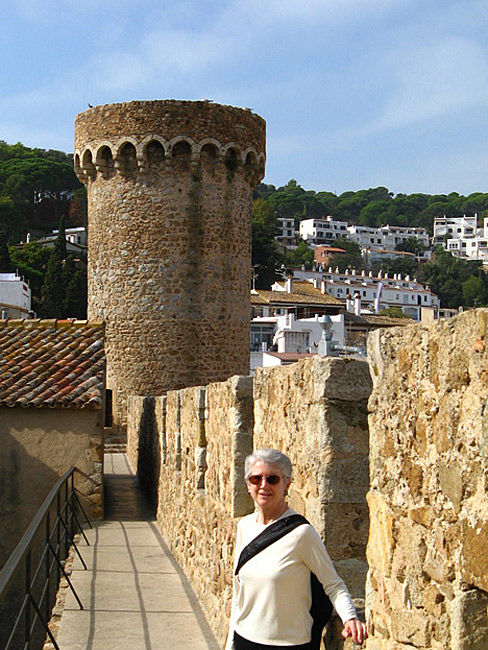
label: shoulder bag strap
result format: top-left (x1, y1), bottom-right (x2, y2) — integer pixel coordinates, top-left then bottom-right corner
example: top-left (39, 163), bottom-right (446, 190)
top-left (235, 514), bottom-right (308, 575)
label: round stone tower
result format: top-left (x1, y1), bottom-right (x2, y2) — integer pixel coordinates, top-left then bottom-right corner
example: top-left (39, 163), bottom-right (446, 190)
top-left (74, 100), bottom-right (265, 432)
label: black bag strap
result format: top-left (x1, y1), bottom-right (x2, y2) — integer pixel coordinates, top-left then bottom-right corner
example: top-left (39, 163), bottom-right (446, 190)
top-left (235, 514), bottom-right (308, 575)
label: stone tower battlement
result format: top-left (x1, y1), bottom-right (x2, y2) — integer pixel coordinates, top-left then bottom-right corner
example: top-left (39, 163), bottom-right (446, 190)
top-left (74, 100), bottom-right (265, 432)
top-left (74, 100), bottom-right (265, 183)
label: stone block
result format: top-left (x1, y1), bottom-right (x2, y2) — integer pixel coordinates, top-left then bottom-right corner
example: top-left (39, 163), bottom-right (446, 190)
top-left (366, 492), bottom-right (395, 576)
top-left (391, 608), bottom-right (431, 647)
top-left (449, 589), bottom-right (488, 650)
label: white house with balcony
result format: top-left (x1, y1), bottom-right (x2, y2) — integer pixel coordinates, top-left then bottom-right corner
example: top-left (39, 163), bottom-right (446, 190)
top-left (299, 216), bottom-right (348, 246)
top-left (275, 217), bottom-right (296, 248)
top-left (437, 215), bottom-right (488, 261)
top-left (433, 215), bottom-right (477, 246)
top-left (347, 224), bottom-right (429, 250)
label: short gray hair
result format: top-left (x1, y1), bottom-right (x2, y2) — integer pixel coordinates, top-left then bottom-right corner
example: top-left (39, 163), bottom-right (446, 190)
top-left (245, 449), bottom-right (292, 480)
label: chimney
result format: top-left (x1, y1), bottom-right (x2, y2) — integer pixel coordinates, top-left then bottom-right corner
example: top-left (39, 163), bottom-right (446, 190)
top-left (285, 274), bottom-right (293, 293)
top-left (321, 278), bottom-right (327, 294)
top-left (354, 291), bottom-right (361, 316)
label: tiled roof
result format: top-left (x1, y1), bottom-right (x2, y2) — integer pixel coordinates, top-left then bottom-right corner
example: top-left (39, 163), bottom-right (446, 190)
top-left (360, 313), bottom-right (414, 327)
top-left (344, 312), bottom-right (413, 328)
top-left (252, 281), bottom-right (342, 306)
top-left (0, 319), bottom-right (105, 409)
top-left (264, 352), bottom-right (315, 361)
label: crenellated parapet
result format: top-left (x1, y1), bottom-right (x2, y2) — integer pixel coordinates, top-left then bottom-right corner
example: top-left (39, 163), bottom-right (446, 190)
top-left (74, 99), bottom-right (266, 186)
top-left (74, 134), bottom-right (265, 185)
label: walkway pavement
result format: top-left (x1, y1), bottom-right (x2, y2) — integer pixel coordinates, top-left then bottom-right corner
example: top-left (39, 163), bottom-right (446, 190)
top-left (55, 453), bottom-right (220, 650)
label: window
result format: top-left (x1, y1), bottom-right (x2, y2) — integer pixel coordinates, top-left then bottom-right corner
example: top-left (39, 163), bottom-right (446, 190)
top-left (250, 326), bottom-right (274, 351)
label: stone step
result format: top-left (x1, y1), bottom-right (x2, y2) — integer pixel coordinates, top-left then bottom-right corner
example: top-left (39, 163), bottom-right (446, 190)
top-left (104, 443), bottom-right (127, 454)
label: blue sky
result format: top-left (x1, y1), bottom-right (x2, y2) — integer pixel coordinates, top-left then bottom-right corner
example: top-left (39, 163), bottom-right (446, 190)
top-left (1, 0), bottom-right (488, 196)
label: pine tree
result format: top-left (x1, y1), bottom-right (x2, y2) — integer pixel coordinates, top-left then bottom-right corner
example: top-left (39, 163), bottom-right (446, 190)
top-left (63, 255), bottom-right (87, 318)
top-left (41, 217), bottom-right (68, 317)
top-left (0, 225), bottom-right (12, 271)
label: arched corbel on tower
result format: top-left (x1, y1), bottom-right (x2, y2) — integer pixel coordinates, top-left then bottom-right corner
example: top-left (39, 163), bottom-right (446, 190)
top-left (115, 141), bottom-right (138, 177)
top-left (94, 143), bottom-right (115, 179)
top-left (197, 138), bottom-right (223, 163)
top-left (243, 148), bottom-right (260, 185)
top-left (223, 143), bottom-right (243, 179)
top-left (142, 136), bottom-right (167, 171)
top-left (80, 148), bottom-right (96, 182)
top-left (169, 136), bottom-right (195, 172)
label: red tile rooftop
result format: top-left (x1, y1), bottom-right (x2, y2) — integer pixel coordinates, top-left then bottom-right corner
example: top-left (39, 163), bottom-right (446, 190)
top-left (0, 319), bottom-right (105, 409)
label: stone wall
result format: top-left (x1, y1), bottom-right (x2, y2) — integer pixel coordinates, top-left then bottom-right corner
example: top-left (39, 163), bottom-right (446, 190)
top-left (76, 100), bottom-right (265, 433)
top-left (127, 357), bottom-right (371, 648)
top-left (254, 357), bottom-right (371, 594)
top-left (0, 407), bottom-right (103, 568)
top-left (366, 309), bottom-right (488, 650)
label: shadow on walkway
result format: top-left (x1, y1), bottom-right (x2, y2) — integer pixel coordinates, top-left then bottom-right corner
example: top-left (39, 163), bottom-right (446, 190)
top-left (54, 453), bottom-right (220, 650)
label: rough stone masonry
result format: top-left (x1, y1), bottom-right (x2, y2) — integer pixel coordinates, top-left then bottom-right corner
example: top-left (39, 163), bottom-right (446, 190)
top-left (366, 308), bottom-right (488, 650)
top-left (74, 100), bottom-right (266, 433)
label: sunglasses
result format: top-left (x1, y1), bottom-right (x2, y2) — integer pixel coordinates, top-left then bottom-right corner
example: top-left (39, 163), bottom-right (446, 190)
top-left (247, 474), bottom-right (282, 485)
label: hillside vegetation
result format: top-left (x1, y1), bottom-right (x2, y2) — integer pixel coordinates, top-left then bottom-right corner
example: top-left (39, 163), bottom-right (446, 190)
top-left (1, 142), bottom-right (487, 312)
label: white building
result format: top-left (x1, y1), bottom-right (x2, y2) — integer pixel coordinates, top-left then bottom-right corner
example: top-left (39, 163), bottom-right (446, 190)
top-left (437, 215), bottom-right (488, 261)
top-left (433, 215), bottom-right (477, 246)
top-left (347, 224), bottom-right (430, 250)
top-left (275, 217), bottom-right (296, 248)
top-left (293, 267), bottom-right (439, 321)
top-left (299, 216), bottom-right (348, 246)
top-left (25, 227), bottom-right (87, 253)
top-left (0, 273), bottom-right (32, 319)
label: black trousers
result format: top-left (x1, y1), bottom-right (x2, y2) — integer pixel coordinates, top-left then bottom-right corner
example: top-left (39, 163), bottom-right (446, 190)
top-left (234, 632), bottom-right (312, 650)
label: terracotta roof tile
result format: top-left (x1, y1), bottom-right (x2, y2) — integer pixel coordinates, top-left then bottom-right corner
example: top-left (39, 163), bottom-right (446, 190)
top-left (252, 281), bottom-right (342, 307)
top-left (0, 319), bottom-right (105, 409)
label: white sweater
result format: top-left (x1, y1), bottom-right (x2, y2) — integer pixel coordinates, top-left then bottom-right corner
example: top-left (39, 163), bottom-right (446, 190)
top-left (225, 509), bottom-right (357, 648)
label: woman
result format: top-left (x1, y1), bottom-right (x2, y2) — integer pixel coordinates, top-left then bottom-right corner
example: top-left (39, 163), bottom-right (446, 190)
top-left (226, 449), bottom-right (367, 649)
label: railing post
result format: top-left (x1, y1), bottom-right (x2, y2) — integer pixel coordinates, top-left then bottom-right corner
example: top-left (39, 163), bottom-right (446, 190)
top-left (64, 480), bottom-right (69, 557)
top-left (70, 472), bottom-right (75, 542)
top-left (56, 492), bottom-right (61, 586)
top-left (45, 511), bottom-right (51, 626)
top-left (25, 550), bottom-right (31, 650)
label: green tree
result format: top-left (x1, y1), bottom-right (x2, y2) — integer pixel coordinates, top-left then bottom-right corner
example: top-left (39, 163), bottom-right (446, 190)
top-left (252, 199), bottom-right (282, 289)
top-left (328, 237), bottom-right (363, 272)
top-left (40, 217), bottom-right (69, 317)
top-left (395, 237), bottom-right (426, 255)
top-left (283, 240), bottom-right (315, 270)
top-left (41, 246), bottom-right (65, 317)
top-left (462, 275), bottom-right (488, 307)
top-left (358, 200), bottom-right (394, 227)
top-left (380, 306), bottom-right (410, 318)
top-left (63, 255), bottom-right (87, 318)
top-left (418, 246), bottom-right (487, 309)
top-left (0, 224), bottom-right (12, 271)
top-left (371, 255), bottom-right (418, 278)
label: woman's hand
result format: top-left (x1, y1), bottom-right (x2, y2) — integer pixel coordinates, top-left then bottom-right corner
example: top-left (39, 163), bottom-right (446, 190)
top-left (342, 618), bottom-right (367, 645)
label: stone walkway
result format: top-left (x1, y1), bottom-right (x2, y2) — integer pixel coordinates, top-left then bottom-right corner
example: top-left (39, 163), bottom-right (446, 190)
top-left (55, 453), bottom-right (220, 650)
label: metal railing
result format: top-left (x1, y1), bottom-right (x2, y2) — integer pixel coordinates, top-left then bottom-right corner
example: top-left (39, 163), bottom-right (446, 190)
top-left (0, 468), bottom-right (92, 650)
